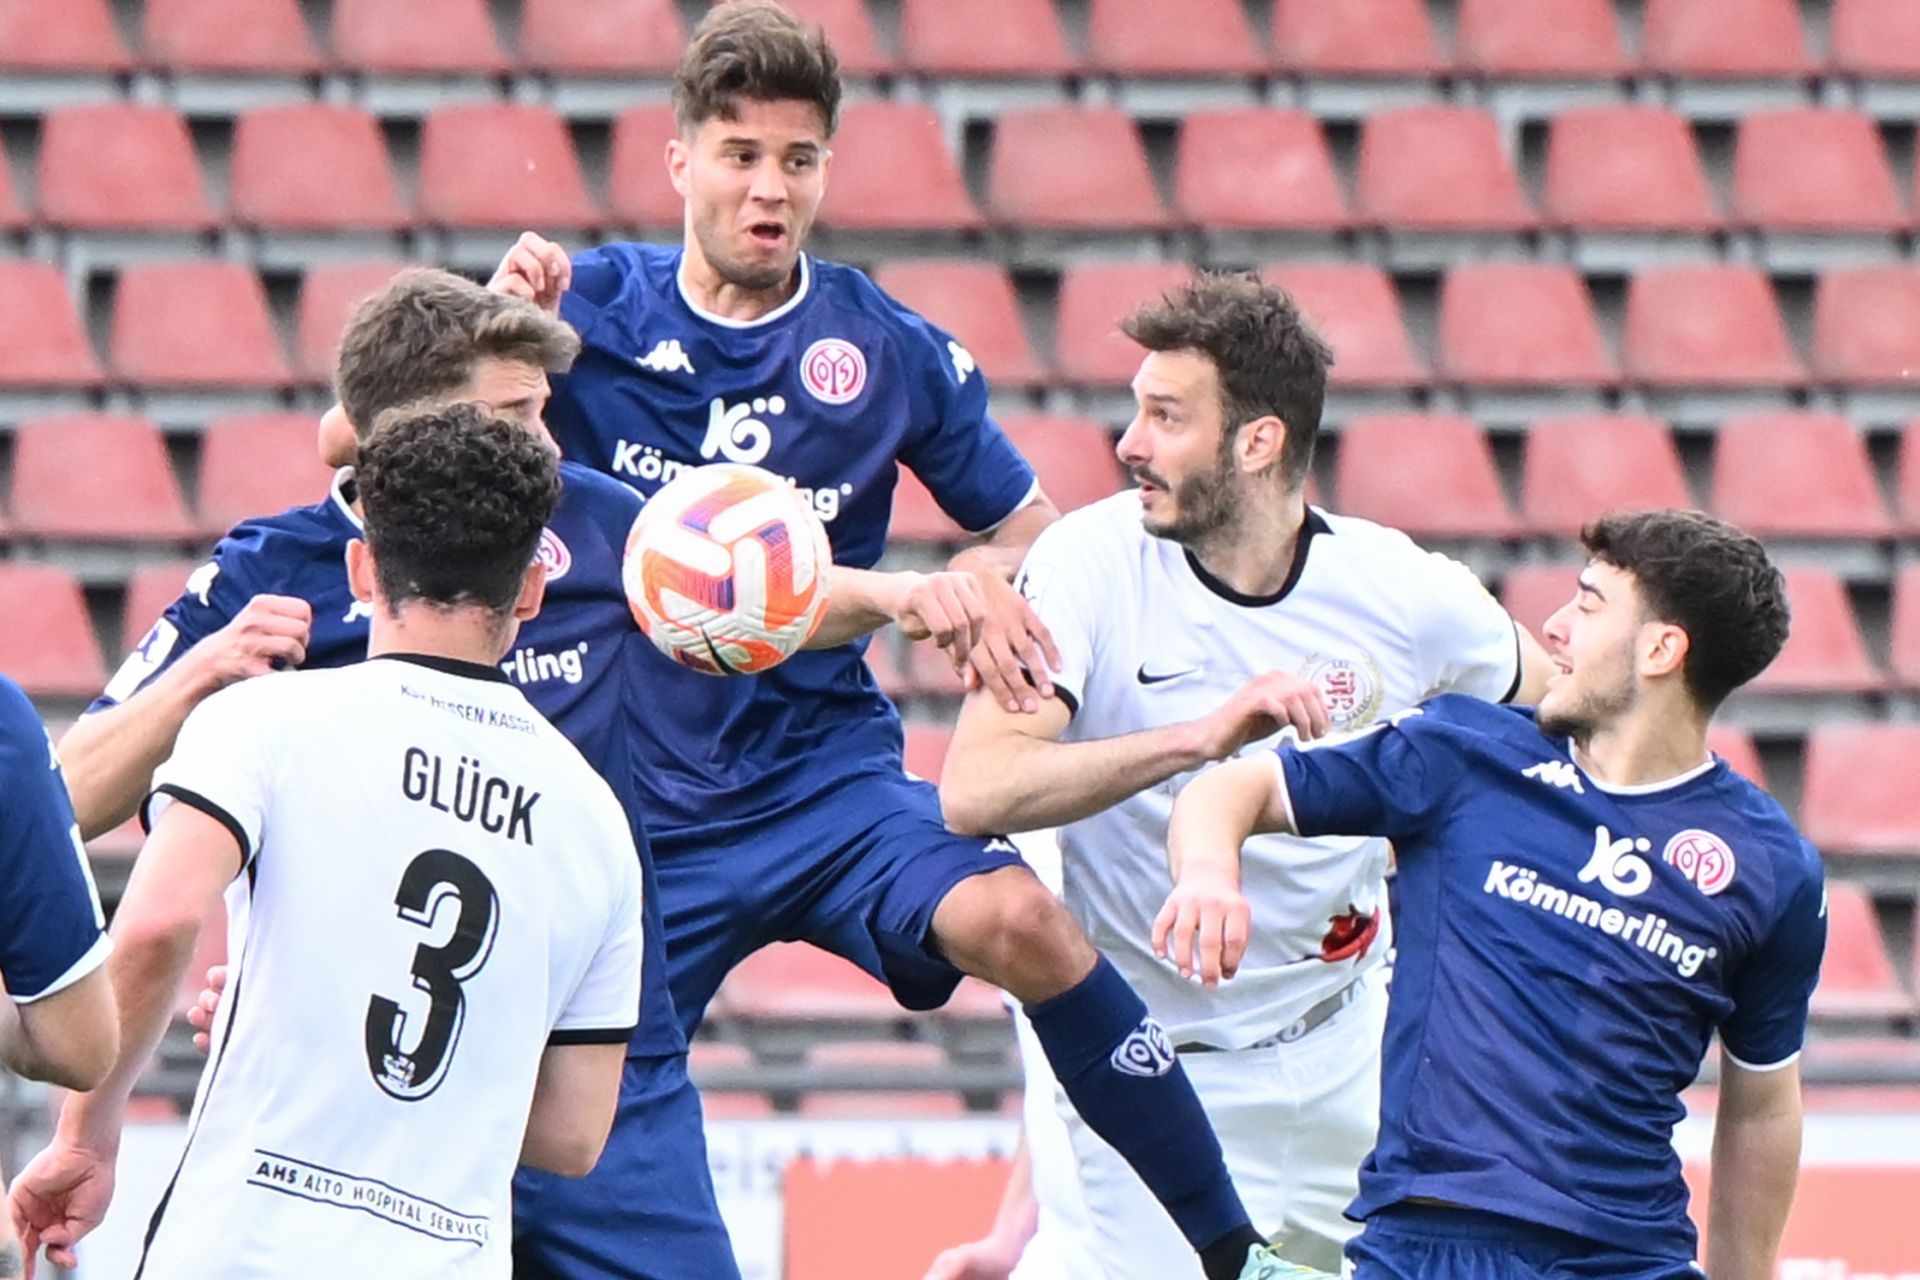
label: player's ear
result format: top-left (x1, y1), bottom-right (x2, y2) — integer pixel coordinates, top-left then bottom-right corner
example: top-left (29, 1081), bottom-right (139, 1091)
top-left (346, 538), bottom-right (376, 605)
top-left (512, 559), bottom-right (548, 623)
top-left (1640, 621), bottom-right (1690, 682)
top-left (1236, 414), bottom-right (1286, 476)
top-left (318, 404), bottom-right (358, 468)
top-left (666, 135), bottom-right (691, 198)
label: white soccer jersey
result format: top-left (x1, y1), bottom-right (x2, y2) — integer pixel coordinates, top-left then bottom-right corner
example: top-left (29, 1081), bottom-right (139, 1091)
top-left (138, 655), bottom-right (643, 1280)
top-left (1020, 495), bottom-right (1520, 1049)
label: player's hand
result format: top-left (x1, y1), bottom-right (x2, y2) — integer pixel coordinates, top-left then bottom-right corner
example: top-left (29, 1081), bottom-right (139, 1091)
top-left (10, 1139), bottom-right (116, 1275)
top-left (963, 574), bottom-right (1062, 715)
top-left (920, 1236), bottom-right (1022, 1280)
top-left (1152, 866), bottom-right (1251, 988)
top-left (487, 231), bottom-right (572, 315)
top-left (180, 595), bottom-right (313, 692)
top-left (1190, 671), bottom-right (1329, 761)
top-left (187, 964), bottom-right (228, 1054)
top-left (894, 572), bottom-right (988, 668)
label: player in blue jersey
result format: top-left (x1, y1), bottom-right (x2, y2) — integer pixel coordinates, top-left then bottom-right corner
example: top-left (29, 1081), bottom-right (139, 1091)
top-left (484, 4), bottom-right (1288, 1277)
top-left (1162, 510), bottom-right (1826, 1280)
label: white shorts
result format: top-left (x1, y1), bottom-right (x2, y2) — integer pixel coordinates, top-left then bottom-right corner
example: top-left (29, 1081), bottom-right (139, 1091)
top-left (1025, 966), bottom-right (1388, 1278)
top-left (1012, 1001), bottom-right (1107, 1280)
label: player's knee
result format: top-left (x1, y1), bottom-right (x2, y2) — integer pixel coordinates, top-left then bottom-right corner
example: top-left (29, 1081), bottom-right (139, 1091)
top-left (939, 869), bottom-right (1094, 1001)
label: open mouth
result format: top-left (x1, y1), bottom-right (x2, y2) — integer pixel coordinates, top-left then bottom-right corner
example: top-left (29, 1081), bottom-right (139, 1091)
top-left (746, 221), bottom-right (786, 247)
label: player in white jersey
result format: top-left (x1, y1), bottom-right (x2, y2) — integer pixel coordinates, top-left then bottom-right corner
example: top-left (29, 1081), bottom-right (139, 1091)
top-left (939, 273), bottom-right (1552, 1277)
top-left (9, 406), bottom-right (642, 1280)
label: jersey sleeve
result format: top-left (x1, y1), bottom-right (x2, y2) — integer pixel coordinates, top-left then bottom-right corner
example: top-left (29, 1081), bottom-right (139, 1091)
top-left (144, 680), bottom-right (280, 869)
top-left (1413, 552), bottom-right (1523, 703)
top-left (0, 680), bottom-right (109, 1002)
top-left (92, 546), bottom-right (252, 713)
top-left (1274, 701), bottom-right (1473, 842)
top-left (1719, 852), bottom-right (1827, 1070)
top-left (892, 311), bottom-right (1039, 535)
top-left (551, 795), bottom-right (644, 1045)
top-left (1013, 518), bottom-right (1103, 713)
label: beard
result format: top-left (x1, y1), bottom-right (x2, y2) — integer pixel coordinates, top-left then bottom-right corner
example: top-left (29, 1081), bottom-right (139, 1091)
top-left (1536, 667), bottom-right (1638, 740)
top-left (1138, 456), bottom-right (1241, 546)
top-left (691, 216), bottom-right (798, 293)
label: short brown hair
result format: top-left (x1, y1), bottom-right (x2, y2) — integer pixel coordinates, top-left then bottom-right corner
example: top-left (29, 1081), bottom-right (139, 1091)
top-left (358, 402), bottom-right (562, 614)
top-left (334, 268), bottom-right (580, 440)
top-left (674, 0), bottom-right (841, 136)
top-left (1581, 509), bottom-right (1791, 713)
top-left (1121, 272), bottom-right (1333, 489)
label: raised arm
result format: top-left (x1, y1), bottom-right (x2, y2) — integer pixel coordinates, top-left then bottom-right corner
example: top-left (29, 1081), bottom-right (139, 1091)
top-left (1705, 1054), bottom-right (1803, 1280)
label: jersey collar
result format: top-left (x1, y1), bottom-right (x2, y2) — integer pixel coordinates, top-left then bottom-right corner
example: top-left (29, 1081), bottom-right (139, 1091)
top-left (674, 252), bottom-right (813, 328)
top-left (373, 652), bottom-right (511, 684)
top-left (1182, 507), bottom-right (1330, 608)
top-left (331, 467), bottom-right (364, 531)
top-left (1569, 746), bottom-right (1719, 795)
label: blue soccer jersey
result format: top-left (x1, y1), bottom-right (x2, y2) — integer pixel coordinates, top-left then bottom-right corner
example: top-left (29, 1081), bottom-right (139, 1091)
top-left (98, 464), bottom-right (685, 1059)
top-left (547, 243), bottom-right (1038, 834)
top-left (0, 677), bottom-right (109, 1002)
top-left (1273, 694), bottom-right (1826, 1261)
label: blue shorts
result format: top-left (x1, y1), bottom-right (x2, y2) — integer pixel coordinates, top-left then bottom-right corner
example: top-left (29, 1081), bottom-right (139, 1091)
top-left (512, 1052), bottom-right (738, 1280)
top-left (1350, 1205), bottom-right (1700, 1280)
top-left (654, 768), bottom-right (1024, 1036)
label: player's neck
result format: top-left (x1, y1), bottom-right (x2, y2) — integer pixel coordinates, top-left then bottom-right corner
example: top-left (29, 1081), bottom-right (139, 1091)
top-left (1185, 488), bottom-right (1308, 598)
top-left (678, 244), bottom-right (799, 322)
top-left (367, 604), bottom-right (515, 671)
top-left (1569, 701), bottom-right (1712, 790)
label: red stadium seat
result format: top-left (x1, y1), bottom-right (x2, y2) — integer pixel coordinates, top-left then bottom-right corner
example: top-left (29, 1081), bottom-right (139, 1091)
top-left (0, 565), bottom-right (108, 698)
top-left (295, 260), bottom-right (413, 382)
top-left (1054, 263), bottom-right (1192, 386)
top-left (1890, 564), bottom-right (1920, 689)
top-left (897, 0), bottom-right (1078, 76)
top-left (110, 263), bottom-right (290, 388)
top-left (12, 414), bottom-right (197, 541)
top-left (795, 1090), bottom-right (967, 1118)
top-left (1335, 415), bottom-right (1517, 538)
top-left (1705, 726), bottom-right (1767, 790)
top-left (330, 0), bottom-right (506, 73)
top-left (1811, 882), bottom-right (1916, 1018)
top-left (518, 0), bottom-right (684, 74)
top-left (818, 102), bottom-right (981, 232)
top-left (1263, 264), bottom-right (1424, 388)
top-left (999, 416), bottom-right (1124, 513)
top-left (1356, 108), bottom-right (1535, 232)
top-left (870, 262), bottom-right (1044, 387)
top-left (1622, 267), bottom-right (1803, 387)
top-left (1711, 412), bottom-right (1892, 538)
top-left (1454, 0), bottom-right (1627, 76)
top-left (1804, 725), bottom-right (1920, 855)
top-left (765, 0), bottom-right (890, 76)
top-left (1543, 107), bottom-right (1720, 232)
top-left (121, 560), bottom-right (203, 648)
top-left (1831, 0), bottom-right (1920, 78)
top-left (1087, 0), bottom-right (1263, 76)
top-left (1498, 564), bottom-right (1577, 640)
top-left (1270, 0), bottom-right (1443, 76)
top-left (1750, 568), bottom-right (1879, 692)
top-left (1437, 264), bottom-right (1614, 387)
top-left (1813, 268), bottom-right (1920, 386)
top-left (231, 105), bottom-right (405, 232)
top-left (607, 104), bottom-right (683, 230)
top-left (142, 0), bottom-right (321, 72)
top-left (987, 108), bottom-right (1168, 231)
top-left (717, 942), bottom-right (897, 1020)
top-left (418, 104), bottom-right (596, 229)
top-left (197, 414), bottom-right (335, 532)
top-left (1519, 415), bottom-right (1691, 536)
top-left (1731, 110), bottom-right (1904, 232)
top-left (889, 470), bottom-right (967, 545)
top-left (0, 0), bottom-right (129, 71)
top-left (1642, 0), bottom-right (1813, 78)
top-left (0, 261), bottom-right (102, 388)
top-left (1902, 425), bottom-right (1920, 533)
top-left (903, 722), bottom-right (954, 784)
top-left (37, 105), bottom-right (215, 231)
top-left (1174, 111), bottom-right (1348, 232)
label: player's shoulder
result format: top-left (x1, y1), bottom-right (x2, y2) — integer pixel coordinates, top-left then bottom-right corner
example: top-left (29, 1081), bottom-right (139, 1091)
top-left (557, 459), bottom-right (642, 519)
top-left (813, 257), bottom-right (962, 358)
top-left (1703, 767), bottom-right (1823, 888)
top-left (1403, 692), bottom-right (1547, 749)
top-left (0, 675), bottom-right (52, 772)
top-left (212, 478), bottom-right (356, 573)
top-left (1313, 507), bottom-right (1455, 574)
top-left (567, 240), bottom-right (676, 308)
top-left (1024, 491), bottom-right (1144, 566)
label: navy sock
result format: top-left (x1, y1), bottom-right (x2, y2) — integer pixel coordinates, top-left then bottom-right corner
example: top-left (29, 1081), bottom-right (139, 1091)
top-left (1024, 956), bottom-right (1253, 1264)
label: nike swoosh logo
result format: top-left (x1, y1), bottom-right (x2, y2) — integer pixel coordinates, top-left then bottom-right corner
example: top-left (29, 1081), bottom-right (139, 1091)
top-left (1137, 665), bottom-right (1199, 686)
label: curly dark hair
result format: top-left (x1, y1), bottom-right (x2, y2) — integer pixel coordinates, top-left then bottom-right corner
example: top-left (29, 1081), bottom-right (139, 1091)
top-left (1121, 272), bottom-right (1334, 489)
top-left (335, 268), bottom-right (579, 439)
top-left (674, 0), bottom-right (841, 136)
top-left (356, 403), bottom-right (562, 615)
top-left (1581, 509), bottom-right (1792, 712)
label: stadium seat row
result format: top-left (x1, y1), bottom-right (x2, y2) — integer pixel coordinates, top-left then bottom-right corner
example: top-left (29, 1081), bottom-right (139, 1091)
top-left (9, 100), bottom-right (1920, 237)
top-left (7, 0), bottom-right (1919, 82)
top-left (11, 258), bottom-right (1920, 396)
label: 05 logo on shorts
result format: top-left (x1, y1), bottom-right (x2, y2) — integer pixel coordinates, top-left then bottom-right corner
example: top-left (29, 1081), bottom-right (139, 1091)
top-left (1110, 1017), bottom-right (1176, 1078)
top-left (800, 337), bottom-right (867, 405)
top-left (1577, 824), bottom-right (1654, 897)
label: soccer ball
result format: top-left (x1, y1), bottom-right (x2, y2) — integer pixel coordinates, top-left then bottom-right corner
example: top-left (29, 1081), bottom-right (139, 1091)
top-left (622, 462), bottom-right (833, 675)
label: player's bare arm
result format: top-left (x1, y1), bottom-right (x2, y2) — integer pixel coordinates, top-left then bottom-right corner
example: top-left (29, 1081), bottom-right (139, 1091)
top-left (61, 595), bottom-right (311, 838)
top-left (0, 968), bottom-right (116, 1093)
top-left (521, 1042), bottom-right (627, 1178)
top-left (941, 670), bottom-right (1326, 838)
top-left (1705, 1053), bottom-right (1804, 1280)
top-left (805, 567), bottom-right (987, 663)
top-left (1154, 756), bottom-right (1300, 987)
top-left (10, 803), bottom-right (240, 1272)
top-left (949, 498), bottom-right (1065, 714)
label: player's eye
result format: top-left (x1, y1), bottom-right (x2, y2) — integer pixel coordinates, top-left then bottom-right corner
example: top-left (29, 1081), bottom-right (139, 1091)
top-left (785, 153), bottom-right (818, 172)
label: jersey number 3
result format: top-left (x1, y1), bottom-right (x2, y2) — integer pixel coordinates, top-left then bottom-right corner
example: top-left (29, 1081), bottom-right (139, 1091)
top-left (364, 849), bottom-right (500, 1101)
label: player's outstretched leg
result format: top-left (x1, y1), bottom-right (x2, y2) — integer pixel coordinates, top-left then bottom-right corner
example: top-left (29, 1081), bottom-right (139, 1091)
top-left (932, 866), bottom-right (1265, 1280)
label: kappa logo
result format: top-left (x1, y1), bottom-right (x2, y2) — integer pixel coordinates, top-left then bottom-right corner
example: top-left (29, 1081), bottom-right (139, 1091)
top-left (983, 837), bottom-right (1018, 855)
top-left (1577, 824), bottom-right (1654, 897)
top-left (185, 560), bottom-right (220, 607)
top-left (948, 340), bottom-right (976, 384)
top-left (636, 339), bottom-right (695, 375)
top-left (1522, 760), bottom-right (1585, 794)
top-left (536, 528), bottom-right (571, 583)
top-left (700, 395), bottom-right (786, 466)
top-left (1109, 1017), bottom-right (1176, 1079)
top-left (1662, 828), bottom-right (1737, 896)
top-left (800, 337), bottom-right (867, 405)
